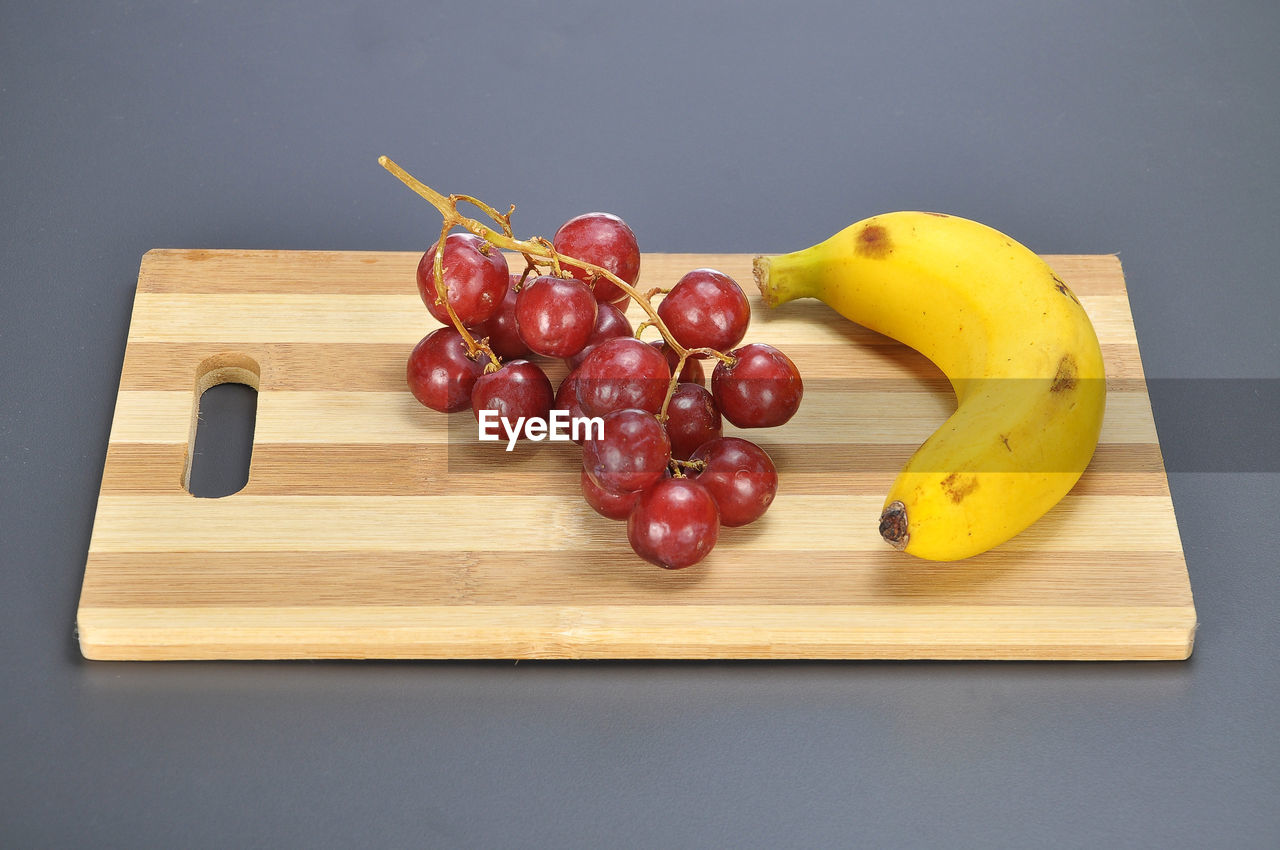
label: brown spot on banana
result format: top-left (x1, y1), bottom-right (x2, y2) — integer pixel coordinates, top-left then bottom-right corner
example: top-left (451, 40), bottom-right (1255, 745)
top-left (940, 473), bottom-right (979, 504)
top-left (1050, 354), bottom-right (1078, 393)
top-left (855, 223), bottom-right (893, 259)
top-left (1051, 272), bottom-right (1081, 304)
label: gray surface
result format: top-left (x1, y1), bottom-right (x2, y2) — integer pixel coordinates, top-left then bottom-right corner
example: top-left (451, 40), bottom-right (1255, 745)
top-left (2, 1), bottom-right (1278, 846)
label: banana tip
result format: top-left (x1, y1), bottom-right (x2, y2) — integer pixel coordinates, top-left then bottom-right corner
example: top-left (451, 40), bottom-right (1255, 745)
top-left (879, 501), bottom-right (909, 550)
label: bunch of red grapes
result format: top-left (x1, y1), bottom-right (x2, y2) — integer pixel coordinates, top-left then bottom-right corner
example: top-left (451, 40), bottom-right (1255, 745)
top-left (405, 211), bottom-right (803, 570)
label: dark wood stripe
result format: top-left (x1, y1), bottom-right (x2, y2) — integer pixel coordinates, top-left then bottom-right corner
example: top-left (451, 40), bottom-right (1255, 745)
top-left (117, 341), bottom-right (1148, 391)
top-left (101, 442), bottom-right (1170, 496)
top-left (80, 549), bottom-right (1191, 608)
top-left (139, 250), bottom-right (421, 294)
top-left (118, 341), bottom-right (568, 391)
top-left (136, 251), bottom-right (1127, 297)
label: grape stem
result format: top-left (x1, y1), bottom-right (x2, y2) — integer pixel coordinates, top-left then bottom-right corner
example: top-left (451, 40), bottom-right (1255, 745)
top-left (379, 156), bottom-right (739, 408)
top-left (668, 458), bottom-right (706, 478)
top-left (428, 219), bottom-right (494, 367)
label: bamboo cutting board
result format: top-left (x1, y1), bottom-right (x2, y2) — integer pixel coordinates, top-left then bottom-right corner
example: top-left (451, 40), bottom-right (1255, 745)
top-left (77, 250), bottom-right (1196, 660)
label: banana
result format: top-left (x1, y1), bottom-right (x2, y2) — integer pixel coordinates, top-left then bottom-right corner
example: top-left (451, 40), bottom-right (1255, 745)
top-left (753, 212), bottom-right (1106, 560)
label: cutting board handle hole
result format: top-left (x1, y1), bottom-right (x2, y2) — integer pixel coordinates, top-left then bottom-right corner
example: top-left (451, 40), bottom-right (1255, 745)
top-left (184, 353), bottom-right (261, 498)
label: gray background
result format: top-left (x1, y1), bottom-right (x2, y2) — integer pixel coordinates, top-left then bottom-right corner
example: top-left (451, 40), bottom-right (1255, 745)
top-left (2, 1), bottom-right (1278, 847)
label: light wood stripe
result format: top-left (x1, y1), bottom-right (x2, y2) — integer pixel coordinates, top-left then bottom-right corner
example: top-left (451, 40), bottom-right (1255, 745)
top-left (77, 604), bottom-right (1194, 661)
top-left (136, 250), bottom-right (1127, 298)
top-left (101, 443), bottom-right (1170, 496)
top-left (86, 493), bottom-right (1184, 554)
top-left (79, 550), bottom-right (1191, 608)
top-left (105, 388), bottom-right (1162, 445)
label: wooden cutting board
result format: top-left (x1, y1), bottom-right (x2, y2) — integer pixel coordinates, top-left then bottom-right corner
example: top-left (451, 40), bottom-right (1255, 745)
top-left (77, 249), bottom-right (1197, 660)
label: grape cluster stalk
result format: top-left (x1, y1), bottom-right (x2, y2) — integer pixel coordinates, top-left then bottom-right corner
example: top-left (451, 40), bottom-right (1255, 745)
top-left (380, 156), bottom-right (733, 419)
top-left (382, 156), bottom-right (802, 569)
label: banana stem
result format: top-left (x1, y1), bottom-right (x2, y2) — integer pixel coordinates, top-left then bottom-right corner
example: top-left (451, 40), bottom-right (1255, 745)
top-left (752, 255), bottom-right (781, 307)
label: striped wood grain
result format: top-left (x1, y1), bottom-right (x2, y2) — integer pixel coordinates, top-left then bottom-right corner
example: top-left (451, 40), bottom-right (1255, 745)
top-left (77, 250), bottom-right (1196, 660)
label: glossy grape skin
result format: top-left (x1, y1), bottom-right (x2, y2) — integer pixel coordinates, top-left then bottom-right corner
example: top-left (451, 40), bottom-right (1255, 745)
top-left (552, 212), bottom-right (640, 306)
top-left (468, 276), bottom-right (529, 359)
top-left (416, 233), bottom-right (510, 326)
top-left (514, 275), bottom-right (598, 358)
top-left (553, 369), bottom-right (591, 445)
top-left (575, 337), bottom-right (671, 417)
top-left (470, 360), bottom-right (554, 428)
top-left (627, 478), bottom-right (720, 569)
top-left (580, 467), bottom-right (642, 521)
top-left (405, 327), bottom-right (488, 413)
top-left (664, 383), bottom-right (722, 460)
top-left (656, 268), bottom-right (750, 352)
top-left (567, 302), bottom-right (633, 370)
top-left (581, 409), bottom-right (671, 494)
top-left (711, 343), bottom-right (803, 428)
top-left (691, 437), bottom-right (779, 527)
top-left (649, 340), bottom-right (706, 386)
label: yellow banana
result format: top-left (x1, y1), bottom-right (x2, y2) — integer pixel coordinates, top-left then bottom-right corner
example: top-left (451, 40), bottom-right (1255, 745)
top-left (753, 212), bottom-right (1106, 560)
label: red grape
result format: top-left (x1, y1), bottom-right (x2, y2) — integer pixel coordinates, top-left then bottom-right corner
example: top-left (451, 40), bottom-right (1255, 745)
top-left (405, 327), bottom-right (488, 413)
top-left (691, 437), bottom-right (778, 527)
top-left (582, 408), bottom-right (671, 494)
top-left (552, 212), bottom-right (640, 306)
top-left (514, 275), bottom-right (598, 358)
top-left (580, 467), bottom-right (642, 521)
top-left (664, 383), bottom-right (722, 460)
top-left (711, 343), bottom-right (803, 428)
top-left (567, 302), bottom-right (633, 370)
top-left (553, 369), bottom-right (592, 445)
top-left (656, 269), bottom-right (750, 352)
top-left (468, 275), bottom-right (529, 359)
top-left (649, 340), bottom-right (706, 386)
top-left (470, 360), bottom-right (553, 428)
top-left (575, 337), bottom-right (671, 417)
top-left (627, 477), bottom-right (720, 569)
top-left (416, 233), bottom-right (510, 326)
